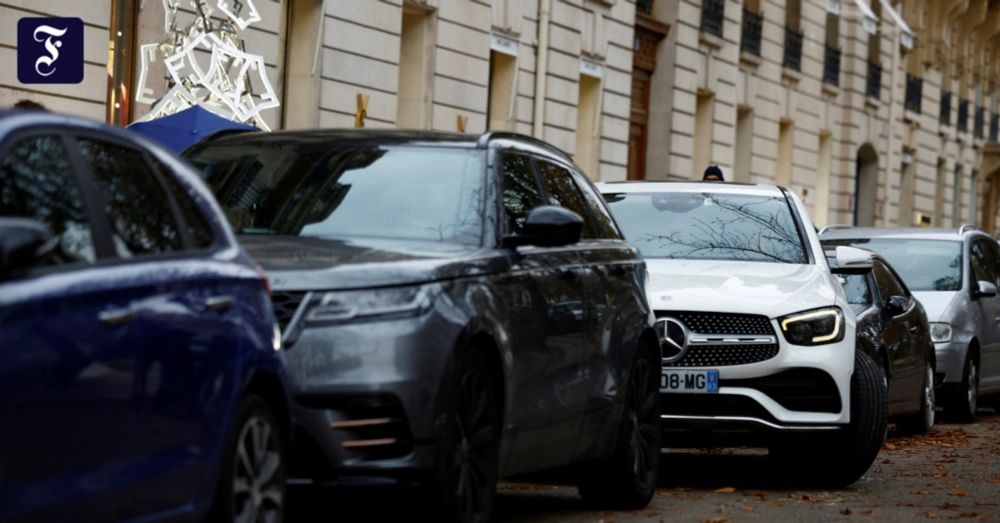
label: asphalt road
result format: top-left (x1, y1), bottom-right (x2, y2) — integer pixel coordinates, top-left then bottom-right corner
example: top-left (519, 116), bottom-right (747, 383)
top-left (291, 408), bottom-right (1000, 522)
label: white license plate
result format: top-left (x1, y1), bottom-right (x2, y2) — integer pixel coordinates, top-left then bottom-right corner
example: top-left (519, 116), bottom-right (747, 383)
top-left (660, 369), bottom-right (719, 393)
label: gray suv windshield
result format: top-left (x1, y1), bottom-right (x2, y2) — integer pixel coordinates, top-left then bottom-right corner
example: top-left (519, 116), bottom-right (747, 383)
top-left (186, 144), bottom-right (485, 245)
top-left (603, 192), bottom-right (807, 264)
top-left (822, 239), bottom-right (962, 291)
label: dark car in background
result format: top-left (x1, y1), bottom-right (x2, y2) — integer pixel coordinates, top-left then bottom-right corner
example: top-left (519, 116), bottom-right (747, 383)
top-left (821, 226), bottom-right (1000, 421)
top-left (0, 111), bottom-right (289, 522)
top-left (826, 246), bottom-right (936, 434)
top-left (184, 130), bottom-right (662, 522)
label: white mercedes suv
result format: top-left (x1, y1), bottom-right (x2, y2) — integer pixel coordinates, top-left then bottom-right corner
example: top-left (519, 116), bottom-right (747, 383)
top-left (599, 181), bottom-right (888, 487)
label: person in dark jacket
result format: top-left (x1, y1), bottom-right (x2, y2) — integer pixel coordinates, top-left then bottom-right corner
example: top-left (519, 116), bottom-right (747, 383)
top-left (703, 165), bottom-right (725, 182)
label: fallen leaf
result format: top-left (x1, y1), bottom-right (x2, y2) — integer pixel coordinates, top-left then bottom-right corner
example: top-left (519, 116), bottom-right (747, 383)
top-left (702, 518), bottom-right (730, 523)
top-left (841, 508), bottom-right (853, 515)
top-left (714, 487), bottom-right (736, 494)
top-left (949, 491), bottom-right (969, 498)
top-left (940, 503), bottom-right (960, 510)
top-left (925, 511), bottom-right (938, 519)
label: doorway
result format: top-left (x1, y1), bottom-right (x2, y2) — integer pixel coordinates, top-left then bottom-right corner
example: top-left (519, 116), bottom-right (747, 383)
top-left (854, 144), bottom-right (879, 226)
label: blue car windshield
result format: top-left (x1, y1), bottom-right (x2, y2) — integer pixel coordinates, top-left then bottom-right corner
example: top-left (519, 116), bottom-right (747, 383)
top-left (822, 239), bottom-right (963, 291)
top-left (186, 144), bottom-right (485, 246)
top-left (602, 192), bottom-right (808, 264)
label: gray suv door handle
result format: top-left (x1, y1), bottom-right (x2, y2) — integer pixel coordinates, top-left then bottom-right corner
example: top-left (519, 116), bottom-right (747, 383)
top-left (99, 308), bottom-right (134, 326)
top-left (206, 295), bottom-right (235, 311)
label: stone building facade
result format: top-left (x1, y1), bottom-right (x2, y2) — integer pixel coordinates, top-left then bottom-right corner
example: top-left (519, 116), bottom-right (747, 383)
top-left (1, 0), bottom-right (999, 230)
top-left (634, 0), bottom-right (1000, 230)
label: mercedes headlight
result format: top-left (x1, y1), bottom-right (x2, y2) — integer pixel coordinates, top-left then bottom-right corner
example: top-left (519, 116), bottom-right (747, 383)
top-left (779, 307), bottom-right (845, 346)
top-left (929, 322), bottom-right (952, 343)
top-left (304, 284), bottom-right (438, 326)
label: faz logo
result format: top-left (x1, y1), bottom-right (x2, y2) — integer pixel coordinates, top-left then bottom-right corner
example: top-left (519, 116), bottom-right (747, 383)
top-left (17, 17), bottom-right (84, 84)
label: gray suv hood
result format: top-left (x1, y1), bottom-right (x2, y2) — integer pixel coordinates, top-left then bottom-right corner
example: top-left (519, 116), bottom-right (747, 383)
top-left (241, 235), bottom-right (507, 291)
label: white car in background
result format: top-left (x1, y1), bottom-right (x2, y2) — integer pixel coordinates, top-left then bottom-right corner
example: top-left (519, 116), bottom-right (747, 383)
top-left (598, 182), bottom-right (888, 487)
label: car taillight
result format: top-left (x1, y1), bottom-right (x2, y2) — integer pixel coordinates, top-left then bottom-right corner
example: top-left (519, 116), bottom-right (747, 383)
top-left (255, 264), bottom-right (271, 298)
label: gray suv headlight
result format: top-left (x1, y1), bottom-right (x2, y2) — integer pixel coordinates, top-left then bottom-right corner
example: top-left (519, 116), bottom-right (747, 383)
top-left (929, 322), bottom-right (952, 343)
top-left (304, 284), bottom-right (438, 326)
top-left (779, 307), bottom-right (845, 346)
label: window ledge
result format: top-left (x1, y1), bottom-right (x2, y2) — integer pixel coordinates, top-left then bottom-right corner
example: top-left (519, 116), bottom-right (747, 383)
top-left (865, 96), bottom-right (880, 110)
top-left (781, 67), bottom-right (802, 84)
top-left (821, 82), bottom-right (840, 98)
top-left (699, 31), bottom-right (724, 50)
top-left (903, 110), bottom-right (921, 125)
top-left (739, 51), bottom-right (762, 69)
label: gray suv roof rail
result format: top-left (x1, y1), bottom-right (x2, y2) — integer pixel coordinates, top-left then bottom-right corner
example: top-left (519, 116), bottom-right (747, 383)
top-left (960, 224), bottom-right (985, 235)
top-left (478, 132), bottom-right (574, 164)
top-left (818, 224), bottom-right (853, 235)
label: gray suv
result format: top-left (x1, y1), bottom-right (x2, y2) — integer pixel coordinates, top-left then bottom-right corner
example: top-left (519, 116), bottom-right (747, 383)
top-left (821, 226), bottom-right (1000, 422)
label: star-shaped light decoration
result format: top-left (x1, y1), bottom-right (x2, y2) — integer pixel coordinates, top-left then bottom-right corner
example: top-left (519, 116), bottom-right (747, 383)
top-left (135, 0), bottom-right (278, 130)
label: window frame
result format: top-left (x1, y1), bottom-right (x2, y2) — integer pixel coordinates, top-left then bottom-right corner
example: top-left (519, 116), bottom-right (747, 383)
top-left (872, 258), bottom-right (911, 302)
top-left (532, 156), bottom-right (602, 240)
top-left (149, 155), bottom-right (219, 253)
top-left (495, 148), bottom-right (548, 240)
top-left (0, 127), bottom-right (106, 275)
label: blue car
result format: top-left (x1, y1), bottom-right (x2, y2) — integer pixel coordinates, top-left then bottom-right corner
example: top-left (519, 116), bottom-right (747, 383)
top-left (0, 111), bottom-right (289, 522)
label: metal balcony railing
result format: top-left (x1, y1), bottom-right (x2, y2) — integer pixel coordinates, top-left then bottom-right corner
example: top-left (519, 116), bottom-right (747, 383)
top-left (636, 0), bottom-right (653, 15)
top-left (974, 107), bottom-right (985, 139)
top-left (940, 91), bottom-right (952, 126)
top-left (904, 74), bottom-right (922, 114)
top-left (741, 9), bottom-right (763, 57)
top-left (783, 27), bottom-right (803, 71)
top-left (823, 46), bottom-right (841, 86)
top-left (866, 61), bottom-right (881, 100)
top-left (958, 100), bottom-right (969, 132)
top-left (991, 114), bottom-right (999, 143)
top-left (701, 0), bottom-right (725, 38)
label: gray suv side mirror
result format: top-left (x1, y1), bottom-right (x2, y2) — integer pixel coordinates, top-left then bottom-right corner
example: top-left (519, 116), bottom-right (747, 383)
top-left (0, 218), bottom-right (55, 281)
top-left (503, 206), bottom-right (583, 248)
top-left (974, 280), bottom-right (998, 299)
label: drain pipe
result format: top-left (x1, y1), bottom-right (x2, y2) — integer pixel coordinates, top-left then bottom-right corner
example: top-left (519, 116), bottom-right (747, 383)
top-left (883, 2), bottom-right (903, 226)
top-left (532, 0), bottom-right (552, 138)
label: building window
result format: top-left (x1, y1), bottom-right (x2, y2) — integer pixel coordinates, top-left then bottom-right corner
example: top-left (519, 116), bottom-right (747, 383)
top-left (283, 0), bottom-right (324, 129)
top-left (783, 0), bottom-right (803, 71)
top-left (814, 132), bottom-right (832, 227)
top-left (991, 114), bottom-right (999, 143)
top-left (734, 107), bottom-right (753, 182)
top-left (637, 0), bottom-right (654, 15)
top-left (866, 62), bottom-right (881, 100)
top-left (898, 149), bottom-right (916, 226)
top-left (823, 12), bottom-right (840, 86)
top-left (693, 92), bottom-right (715, 178)
top-left (958, 99), bottom-right (969, 132)
top-left (974, 106), bottom-right (985, 139)
top-left (776, 121), bottom-right (793, 187)
top-left (397, 5), bottom-right (436, 128)
top-left (904, 74), bottom-right (922, 114)
top-left (576, 74), bottom-right (602, 178)
top-left (783, 27), bottom-right (803, 71)
top-left (487, 50), bottom-right (517, 131)
top-left (700, 0), bottom-right (725, 38)
top-left (940, 91), bottom-right (952, 126)
top-left (741, 8), bottom-right (763, 57)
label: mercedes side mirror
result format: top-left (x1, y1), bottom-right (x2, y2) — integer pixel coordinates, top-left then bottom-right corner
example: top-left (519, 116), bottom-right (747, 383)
top-left (833, 246), bottom-right (873, 273)
top-left (0, 218), bottom-right (55, 281)
top-left (503, 206), bottom-right (583, 248)
top-left (974, 280), bottom-right (998, 299)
